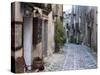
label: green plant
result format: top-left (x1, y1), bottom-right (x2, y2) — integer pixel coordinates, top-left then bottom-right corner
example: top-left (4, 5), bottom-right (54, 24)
top-left (91, 45), bottom-right (97, 53)
top-left (54, 18), bottom-right (64, 52)
top-left (70, 36), bottom-right (76, 43)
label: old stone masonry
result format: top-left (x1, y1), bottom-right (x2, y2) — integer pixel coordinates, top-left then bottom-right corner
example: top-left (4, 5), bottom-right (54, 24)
top-left (44, 43), bottom-right (97, 71)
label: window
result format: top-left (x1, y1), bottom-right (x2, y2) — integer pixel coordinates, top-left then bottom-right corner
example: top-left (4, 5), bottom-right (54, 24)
top-left (11, 21), bottom-right (23, 51)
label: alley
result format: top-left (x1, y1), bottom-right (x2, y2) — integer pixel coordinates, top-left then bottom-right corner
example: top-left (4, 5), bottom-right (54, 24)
top-left (44, 43), bottom-right (97, 71)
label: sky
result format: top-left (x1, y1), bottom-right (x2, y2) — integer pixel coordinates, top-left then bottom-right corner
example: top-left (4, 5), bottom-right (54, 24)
top-left (63, 5), bottom-right (72, 13)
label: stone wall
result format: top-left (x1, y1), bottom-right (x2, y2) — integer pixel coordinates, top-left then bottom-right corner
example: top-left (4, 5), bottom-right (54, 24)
top-left (11, 2), bottom-right (23, 58)
top-left (47, 11), bottom-right (55, 56)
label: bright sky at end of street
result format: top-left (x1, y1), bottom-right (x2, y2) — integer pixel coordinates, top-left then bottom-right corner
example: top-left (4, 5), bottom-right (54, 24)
top-left (63, 5), bottom-right (72, 13)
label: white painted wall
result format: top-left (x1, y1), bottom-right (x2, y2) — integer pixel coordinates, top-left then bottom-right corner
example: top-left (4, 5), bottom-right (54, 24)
top-left (23, 17), bottom-right (33, 70)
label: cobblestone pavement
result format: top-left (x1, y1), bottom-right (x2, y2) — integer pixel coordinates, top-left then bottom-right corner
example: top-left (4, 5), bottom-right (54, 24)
top-left (44, 43), bottom-right (97, 71)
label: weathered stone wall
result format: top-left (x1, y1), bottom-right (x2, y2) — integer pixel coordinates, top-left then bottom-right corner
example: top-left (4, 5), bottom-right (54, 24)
top-left (91, 7), bottom-right (97, 51)
top-left (32, 42), bottom-right (43, 59)
top-left (11, 2), bottom-right (23, 58)
top-left (15, 24), bottom-right (22, 48)
top-left (71, 6), bottom-right (97, 51)
top-left (47, 11), bottom-right (55, 56)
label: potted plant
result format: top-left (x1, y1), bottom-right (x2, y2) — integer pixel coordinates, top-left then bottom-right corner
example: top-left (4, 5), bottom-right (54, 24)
top-left (32, 57), bottom-right (44, 71)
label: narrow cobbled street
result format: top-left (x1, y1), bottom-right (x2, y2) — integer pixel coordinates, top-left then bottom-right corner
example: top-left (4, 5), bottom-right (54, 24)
top-left (44, 43), bottom-right (97, 71)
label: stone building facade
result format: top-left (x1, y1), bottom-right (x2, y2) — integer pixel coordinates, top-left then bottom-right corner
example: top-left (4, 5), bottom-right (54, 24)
top-left (64, 5), bottom-right (97, 51)
top-left (11, 2), bottom-right (63, 72)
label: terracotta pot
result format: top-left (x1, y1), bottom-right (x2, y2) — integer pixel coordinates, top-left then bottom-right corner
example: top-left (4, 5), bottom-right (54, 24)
top-left (33, 57), bottom-right (44, 71)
